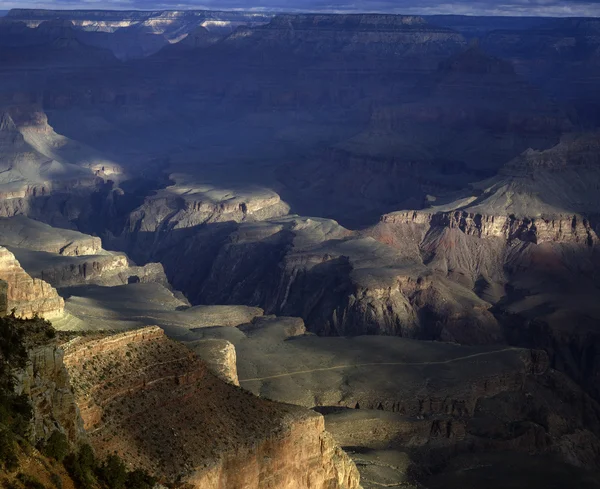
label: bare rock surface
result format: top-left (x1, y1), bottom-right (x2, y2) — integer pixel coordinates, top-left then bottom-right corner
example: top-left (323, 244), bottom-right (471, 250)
top-left (0, 245), bottom-right (64, 318)
top-left (190, 339), bottom-right (240, 385)
top-left (0, 215), bottom-right (170, 289)
top-left (114, 175), bottom-right (290, 263)
top-left (62, 327), bottom-right (362, 489)
top-left (158, 214), bottom-right (501, 342)
top-left (0, 215), bottom-right (102, 255)
top-left (188, 317), bottom-right (600, 487)
top-left (0, 108), bottom-right (123, 227)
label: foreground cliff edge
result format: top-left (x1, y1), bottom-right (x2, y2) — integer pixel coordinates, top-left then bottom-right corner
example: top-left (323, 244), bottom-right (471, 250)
top-left (0, 284), bottom-right (361, 489)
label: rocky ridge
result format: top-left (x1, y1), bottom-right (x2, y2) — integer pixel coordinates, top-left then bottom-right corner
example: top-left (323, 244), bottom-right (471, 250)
top-left (0, 215), bottom-right (169, 289)
top-left (0, 246), bottom-right (64, 319)
top-left (62, 326), bottom-right (362, 489)
top-left (0, 109), bottom-right (121, 227)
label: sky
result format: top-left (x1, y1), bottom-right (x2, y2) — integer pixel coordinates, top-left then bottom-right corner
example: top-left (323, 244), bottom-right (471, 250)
top-left (1, 0), bottom-right (600, 17)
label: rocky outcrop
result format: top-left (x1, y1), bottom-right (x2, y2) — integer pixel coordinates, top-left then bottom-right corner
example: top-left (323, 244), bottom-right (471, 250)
top-left (0, 109), bottom-right (117, 228)
top-left (0, 246), bottom-right (64, 319)
top-left (188, 415), bottom-right (361, 489)
top-left (13, 343), bottom-right (86, 446)
top-left (0, 216), bottom-right (171, 289)
top-left (11, 248), bottom-right (170, 289)
top-left (227, 13), bottom-right (466, 63)
top-left (0, 215), bottom-right (102, 256)
top-left (62, 327), bottom-right (361, 489)
top-left (114, 179), bottom-right (290, 264)
top-left (382, 210), bottom-right (598, 245)
top-left (188, 339), bottom-right (240, 385)
top-left (150, 215), bottom-right (500, 342)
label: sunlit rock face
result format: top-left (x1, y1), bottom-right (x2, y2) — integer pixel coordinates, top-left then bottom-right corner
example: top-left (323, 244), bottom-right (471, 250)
top-left (113, 178), bottom-right (290, 264)
top-left (62, 327), bottom-right (362, 489)
top-left (0, 216), bottom-right (169, 290)
top-left (0, 245), bottom-right (64, 319)
top-left (4, 9), bottom-right (273, 59)
top-left (0, 107), bottom-right (123, 229)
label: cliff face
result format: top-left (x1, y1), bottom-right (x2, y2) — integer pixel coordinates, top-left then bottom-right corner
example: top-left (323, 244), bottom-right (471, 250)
top-left (188, 416), bottom-right (360, 489)
top-left (0, 215), bottom-right (102, 256)
top-left (0, 246), bottom-right (64, 318)
top-left (382, 210), bottom-right (598, 246)
top-left (13, 343), bottom-right (86, 446)
top-left (190, 339), bottom-right (240, 385)
top-left (227, 13), bottom-right (466, 62)
top-left (62, 327), bottom-right (361, 489)
top-left (4, 9), bottom-right (273, 58)
top-left (114, 181), bottom-right (290, 264)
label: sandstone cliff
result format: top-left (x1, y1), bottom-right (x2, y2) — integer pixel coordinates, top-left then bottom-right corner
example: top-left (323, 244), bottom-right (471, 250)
top-left (62, 327), bottom-right (362, 489)
top-left (0, 246), bottom-right (64, 318)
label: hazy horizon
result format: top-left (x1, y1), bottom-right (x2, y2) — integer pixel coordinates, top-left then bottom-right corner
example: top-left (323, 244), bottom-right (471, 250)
top-left (1, 1), bottom-right (600, 18)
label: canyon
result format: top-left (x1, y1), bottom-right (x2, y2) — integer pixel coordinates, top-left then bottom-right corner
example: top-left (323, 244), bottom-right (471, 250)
top-left (0, 8), bottom-right (599, 489)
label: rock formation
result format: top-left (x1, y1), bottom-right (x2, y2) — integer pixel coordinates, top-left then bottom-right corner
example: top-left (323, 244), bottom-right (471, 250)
top-left (0, 246), bottom-right (64, 319)
top-left (62, 327), bottom-right (362, 489)
top-left (134, 214), bottom-right (500, 342)
top-left (189, 314), bottom-right (600, 486)
top-left (4, 9), bottom-right (273, 59)
top-left (114, 177), bottom-right (290, 264)
top-left (0, 215), bottom-right (169, 289)
top-left (13, 342), bottom-right (86, 446)
top-left (0, 215), bottom-right (102, 256)
top-left (225, 14), bottom-right (466, 66)
top-left (190, 339), bottom-right (240, 385)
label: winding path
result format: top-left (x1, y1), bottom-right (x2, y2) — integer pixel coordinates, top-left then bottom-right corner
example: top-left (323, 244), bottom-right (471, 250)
top-left (239, 347), bottom-right (522, 383)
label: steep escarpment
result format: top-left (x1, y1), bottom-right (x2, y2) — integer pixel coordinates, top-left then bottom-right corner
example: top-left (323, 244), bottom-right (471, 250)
top-left (0, 311), bottom-right (89, 488)
top-left (191, 315), bottom-right (600, 486)
top-left (0, 108), bottom-right (122, 229)
top-left (150, 215), bottom-right (500, 343)
top-left (4, 9), bottom-right (273, 58)
top-left (14, 340), bottom-right (86, 447)
top-left (227, 13), bottom-right (465, 64)
top-left (0, 216), bottom-right (168, 289)
top-left (0, 246), bottom-right (64, 319)
top-left (62, 327), bottom-right (361, 489)
top-left (366, 133), bottom-right (600, 406)
top-left (113, 178), bottom-right (290, 264)
top-left (277, 45), bottom-right (570, 226)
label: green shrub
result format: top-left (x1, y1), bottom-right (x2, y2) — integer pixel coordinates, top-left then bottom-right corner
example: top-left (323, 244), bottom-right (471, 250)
top-left (43, 431), bottom-right (69, 463)
top-left (17, 472), bottom-right (46, 489)
top-left (77, 444), bottom-right (96, 472)
top-left (0, 429), bottom-right (19, 472)
top-left (49, 472), bottom-right (63, 489)
top-left (97, 454), bottom-right (127, 489)
top-left (64, 445), bottom-right (97, 489)
top-left (126, 469), bottom-right (156, 489)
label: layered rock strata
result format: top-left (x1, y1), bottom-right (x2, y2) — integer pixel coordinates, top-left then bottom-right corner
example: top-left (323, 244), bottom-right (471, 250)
top-left (0, 246), bottom-right (64, 318)
top-left (62, 327), bottom-right (362, 489)
top-left (13, 343), bottom-right (86, 446)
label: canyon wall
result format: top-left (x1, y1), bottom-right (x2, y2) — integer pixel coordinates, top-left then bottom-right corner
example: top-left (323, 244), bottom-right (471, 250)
top-left (62, 327), bottom-right (362, 489)
top-left (0, 246), bottom-right (64, 318)
top-left (13, 343), bottom-right (86, 447)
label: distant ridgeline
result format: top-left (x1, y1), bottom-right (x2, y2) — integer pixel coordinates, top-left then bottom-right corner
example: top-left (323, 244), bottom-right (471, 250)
top-left (4, 8), bottom-right (275, 26)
